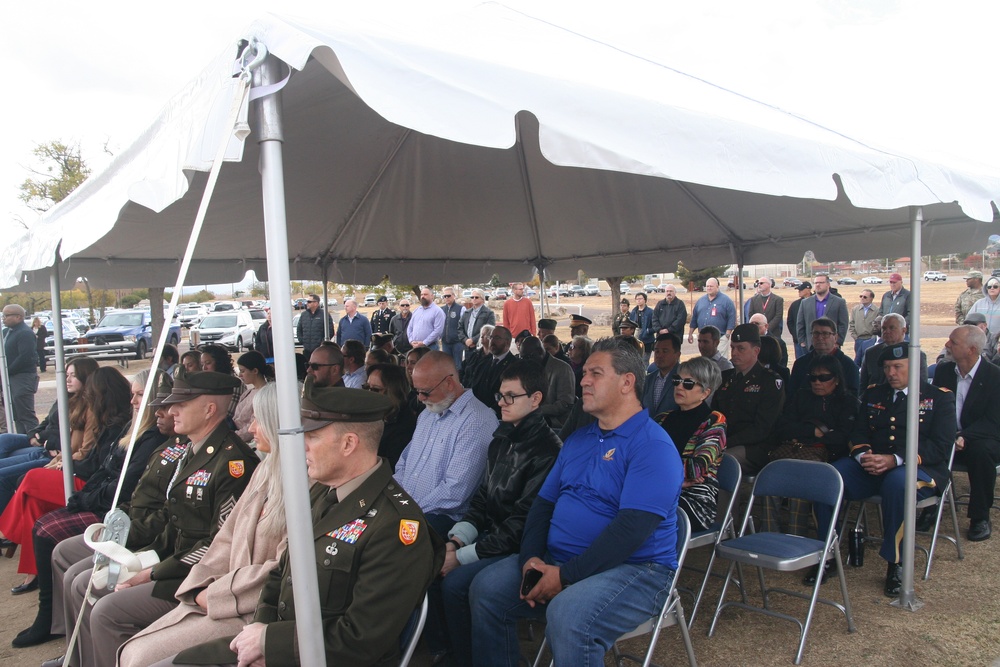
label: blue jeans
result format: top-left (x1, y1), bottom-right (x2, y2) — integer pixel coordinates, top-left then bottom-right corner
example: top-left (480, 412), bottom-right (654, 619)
top-left (469, 554), bottom-right (675, 667)
top-left (441, 555), bottom-right (505, 666)
top-left (0, 433), bottom-right (32, 458)
top-left (814, 457), bottom-right (936, 564)
top-left (442, 342), bottom-right (465, 372)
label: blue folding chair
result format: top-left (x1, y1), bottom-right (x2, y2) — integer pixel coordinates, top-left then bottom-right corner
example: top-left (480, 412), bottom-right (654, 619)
top-left (533, 509), bottom-right (697, 667)
top-left (399, 593), bottom-right (428, 667)
top-left (708, 459), bottom-right (855, 665)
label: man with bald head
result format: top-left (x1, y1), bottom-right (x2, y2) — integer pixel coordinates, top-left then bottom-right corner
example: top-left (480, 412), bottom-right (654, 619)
top-left (688, 277), bottom-right (736, 358)
top-left (336, 298), bottom-right (372, 347)
top-left (747, 276), bottom-right (784, 337)
top-left (750, 312), bottom-right (787, 368)
top-left (2, 304), bottom-right (39, 432)
top-left (394, 351), bottom-right (497, 536)
top-left (53, 372), bottom-right (258, 665)
top-left (470, 326), bottom-right (516, 415)
top-left (860, 313), bottom-right (926, 390)
top-left (408, 287), bottom-right (446, 350)
top-left (307, 343), bottom-right (346, 388)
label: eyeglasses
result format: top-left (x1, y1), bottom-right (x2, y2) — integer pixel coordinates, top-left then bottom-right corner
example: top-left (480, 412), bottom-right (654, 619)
top-left (306, 362), bottom-right (340, 371)
top-left (471, 296), bottom-right (483, 300)
top-left (989, 284), bottom-right (1000, 290)
top-left (443, 294), bottom-right (454, 298)
top-left (415, 374), bottom-right (452, 398)
top-left (859, 295), bottom-right (871, 300)
top-left (808, 373), bottom-right (836, 382)
top-left (399, 303), bottom-right (411, 307)
top-left (671, 377), bottom-right (702, 390)
top-left (495, 392), bottom-right (529, 405)
top-left (362, 383), bottom-right (386, 394)
top-left (811, 331), bottom-right (835, 338)
top-left (307, 300), bottom-right (318, 304)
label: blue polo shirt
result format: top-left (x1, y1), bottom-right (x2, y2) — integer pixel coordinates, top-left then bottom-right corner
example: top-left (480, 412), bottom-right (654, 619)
top-left (538, 409), bottom-right (682, 568)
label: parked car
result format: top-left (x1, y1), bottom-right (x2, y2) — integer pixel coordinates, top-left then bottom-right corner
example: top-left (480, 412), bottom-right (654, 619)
top-left (861, 276), bottom-right (883, 284)
top-left (178, 305), bottom-right (209, 328)
top-left (782, 277), bottom-right (802, 288)
top-left (292, 313), bottom-right (301, 345)
top-left (923, 271), bottom-right (947, 281)
top-left (43, 318), bottom-right (84, 349)
top-left (992, 269), bottom-right (1000, 279)
top-left (196, 311), bottom-right (256, 352)
top-left (82, 310), bottom-right (182, 359)
top-left (363, 294), bottom-right (379, 307)
top-left (727, 278), bottom-right (746, 289)
top-left (583, 284), bottom-right (600, 296)
top-left (492, 288), bottom-right (509, 300)
top-left (837, 277), bottom-right (858, 285)
top-left (212, 300), bottom-right (243, 312)
top-left (549, 286), bottom-right (571, 298)
top-left (569, 285), bottom-right (586, 297)
top-left (293, 298), bottom-right (308, 310)
top-left (619, 282), bottom-right (631, 294)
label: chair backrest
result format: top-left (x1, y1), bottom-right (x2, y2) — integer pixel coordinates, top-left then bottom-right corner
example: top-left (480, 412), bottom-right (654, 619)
top-left (675, 507), bottom-right (691, 569)
top-left (717, 453), bottom-right (742, 496)
top-left (399, 593), bottom-right (428, 667)
top-left (751, 459), bottom-right (843, 508)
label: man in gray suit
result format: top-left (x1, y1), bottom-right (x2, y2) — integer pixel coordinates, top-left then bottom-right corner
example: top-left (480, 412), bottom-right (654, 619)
top-left (643, 333), bottom-right (681, 417)
top-left (796, 274), bottom-right (849, 351)
top-left (461, 289), bottom-right (496, 353)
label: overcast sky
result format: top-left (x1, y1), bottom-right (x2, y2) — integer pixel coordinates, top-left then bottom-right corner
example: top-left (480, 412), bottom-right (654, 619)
top-left (4, 0), bottom-right (997, 246)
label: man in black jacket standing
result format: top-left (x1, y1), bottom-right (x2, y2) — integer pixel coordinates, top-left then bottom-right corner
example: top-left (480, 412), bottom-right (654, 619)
top-left (933, 325), bottom-right (1000, 541)
top-left (2, 305), bottom-right (39, 433)
top-left (296, 294), bottom-right (334, 360)
top-left (654, 284), bottom-right (687, 338)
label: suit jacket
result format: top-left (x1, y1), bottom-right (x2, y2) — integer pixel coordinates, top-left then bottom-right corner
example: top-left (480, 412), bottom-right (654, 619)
top-left (472, 353), bottom-right (517, 415)
top-left (459, 306), bottom-right (496, 346)
top-left (748, 292), bottom-right (785, 336)
top-left (538, 355), bottom-right (576, 429)
top-left (880, 287), bottom-right (912, 326)
top-left (933, 358), bottom-right (1000, 443)
top-left (796, 293), bottom-right (850, 348)
top-left (176, 462), bottom-right (442, 667)
top-left (643, 366), bottom-right (679, 417)
top-left (849, 303), bottom-right (879, 340)
top-left (850, 382), bottom-right (955, 490)
top-left (787, 297), bottom-right (806, 347)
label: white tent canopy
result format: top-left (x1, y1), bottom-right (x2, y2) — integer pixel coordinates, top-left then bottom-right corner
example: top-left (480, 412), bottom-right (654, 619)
top-left (6, 6), bottom-right (998, 289)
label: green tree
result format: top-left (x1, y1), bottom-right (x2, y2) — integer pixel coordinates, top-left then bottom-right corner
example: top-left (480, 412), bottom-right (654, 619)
top-left (18, 140), bottom-right (91, 213)
top-left (675, 262), bottom-right (729, 291)
top-left (186, 289), bottom-right (217, 303)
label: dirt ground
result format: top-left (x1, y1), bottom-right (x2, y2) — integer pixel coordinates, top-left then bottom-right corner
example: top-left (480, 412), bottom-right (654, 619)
top-left (3, 276), bottom-right (998, 666)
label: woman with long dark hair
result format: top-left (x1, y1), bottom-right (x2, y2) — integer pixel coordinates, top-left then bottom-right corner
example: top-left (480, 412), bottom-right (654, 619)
top-left (365, 363), bottom-right (417, 468)
top-left (233, 351), bottom-right (274, 443)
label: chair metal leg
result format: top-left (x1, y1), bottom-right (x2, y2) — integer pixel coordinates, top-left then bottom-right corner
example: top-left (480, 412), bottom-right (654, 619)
top-left (707, 560), bottom-right (738, 638)
top-left (673, 599), bottom-right (699, 667)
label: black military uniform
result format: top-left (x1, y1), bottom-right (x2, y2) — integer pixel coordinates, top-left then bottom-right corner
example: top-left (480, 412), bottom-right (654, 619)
top-left (711, 324), bottom-right (786, 473)
top-left (371, 298), bottom-right (396, 336)
top-left (177, 382), bottom-right (442, 667)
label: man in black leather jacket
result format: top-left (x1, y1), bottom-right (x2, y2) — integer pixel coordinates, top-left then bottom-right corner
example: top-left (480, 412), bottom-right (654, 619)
top-left (436, 360), bottom-right (561, 666)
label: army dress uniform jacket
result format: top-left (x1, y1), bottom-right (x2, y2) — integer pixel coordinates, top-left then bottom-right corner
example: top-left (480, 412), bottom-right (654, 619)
top-left (124, 437), bottom-right (189, 550)
top-left (179, 460), bottom-right (442, 667)
top-left (712, 362), bottom-right (785, 470)
top-left (147, 423), bottom-right (259, 601)
top-left (371, 307), bottom-right (396, 335)
top-left (850, 382), bottom-right (956, 491)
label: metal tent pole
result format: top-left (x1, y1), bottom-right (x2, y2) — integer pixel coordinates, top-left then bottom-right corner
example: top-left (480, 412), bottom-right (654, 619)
top-left (50, 252), bottom-right (75, 499)
top-left (893, 206), bottom-right (923, 611)
top-left (0, 319), bottom-right (15, 432)
top-left (322, 265), bottom-right (331, 341)
top-left (254, 51), bottom-right (327, 664)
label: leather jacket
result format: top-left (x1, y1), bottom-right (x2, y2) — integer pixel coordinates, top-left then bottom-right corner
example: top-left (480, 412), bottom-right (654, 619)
top-left (459, 410), bottom-right (561, 560)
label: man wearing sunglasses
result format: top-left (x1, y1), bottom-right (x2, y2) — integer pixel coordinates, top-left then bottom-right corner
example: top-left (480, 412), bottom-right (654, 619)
top-left (296, 294), bottom-right (334, 362)
top-left (789, 317), bottom-right (859, 396)
top-left (306, 343), bottom-right (346, 388)
top-left (850, 289), bottom-right (880, 365)
top-left (461, 289), bottom-right (496, 354)
top-left (393, 352), bottom-right (497, 538)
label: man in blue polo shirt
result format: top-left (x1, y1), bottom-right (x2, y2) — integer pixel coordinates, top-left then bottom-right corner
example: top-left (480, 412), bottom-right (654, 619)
top-left (469, 337), bottom-right (683, 667)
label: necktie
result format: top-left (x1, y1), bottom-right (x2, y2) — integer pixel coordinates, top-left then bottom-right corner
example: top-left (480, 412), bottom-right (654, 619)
top-left (895, 390), bottom-right (905, 404)
top-left (165, 442), bottom-right (192, 498)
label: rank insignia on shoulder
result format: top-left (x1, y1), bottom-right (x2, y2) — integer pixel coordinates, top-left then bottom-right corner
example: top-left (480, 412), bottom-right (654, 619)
top-left (602, 448), bottom-right (615, 461)
top-left (775, 379), bottom-right (783, 390)
top-left (399, 519), bottom-right (419, 546)
top-left (229, 461), bottom-right (245, 478)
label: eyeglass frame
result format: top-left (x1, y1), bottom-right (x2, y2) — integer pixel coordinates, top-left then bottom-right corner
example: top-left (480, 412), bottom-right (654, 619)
top-left (415, 374), bottom-right (453, 398)
top-left (671, 376), bottom-right (703, 390)
top-left (495, 391), bottom-right (529, 405)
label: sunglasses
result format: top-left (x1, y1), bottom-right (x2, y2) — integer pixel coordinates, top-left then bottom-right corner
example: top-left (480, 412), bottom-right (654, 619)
top-left (989, 284), bottom-right (1000, 290)
top-left (671, 377), bottom-right (702, 390)
top-left (495, 392), bottom-right (529, 405)
top-left (361, 383), bottom-right (386, 394)
top-left (808, 373), bottom-right (836, 382)
top-left (306, 362), bottom-right (340, 371)
top-left (399, 303), bottom-right (411, 307)
top-left (415, 374), bottom-right (452, 398)
top-left (444, 294), bottom-right (455, 298)
top-left (472, 296), bottom-right (483, 300)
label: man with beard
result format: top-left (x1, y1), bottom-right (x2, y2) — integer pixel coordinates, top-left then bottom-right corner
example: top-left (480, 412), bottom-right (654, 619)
top-left (408, 287), bottom-right (446, 350)
top-left (393, 352), bottom-right (497, 537)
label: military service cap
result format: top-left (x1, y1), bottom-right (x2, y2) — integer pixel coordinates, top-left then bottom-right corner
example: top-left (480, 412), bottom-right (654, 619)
top-left (300, 377), bottom-right (393, 432)
top-left (730, 323), bottom-right (761, 345)
top-left (159, 371), bottom-right (242, 405)
top-left (879, 342), bottom-right (909, 364)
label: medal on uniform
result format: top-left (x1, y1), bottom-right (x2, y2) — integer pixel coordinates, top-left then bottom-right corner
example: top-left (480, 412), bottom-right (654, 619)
top-left (326, 542), bottom-right (338, 556)
top-left (186, 485), bottom-right (193, 499)
top-left (197, 488), bottom-right (204, 501)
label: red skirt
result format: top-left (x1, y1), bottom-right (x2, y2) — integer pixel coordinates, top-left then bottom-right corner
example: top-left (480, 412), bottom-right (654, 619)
top-left (0, 468), bottom-right (85, 574)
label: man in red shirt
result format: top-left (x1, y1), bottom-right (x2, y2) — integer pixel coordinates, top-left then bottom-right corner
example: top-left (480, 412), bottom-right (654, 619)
top-left (503, 282), bottom-right (536, 339)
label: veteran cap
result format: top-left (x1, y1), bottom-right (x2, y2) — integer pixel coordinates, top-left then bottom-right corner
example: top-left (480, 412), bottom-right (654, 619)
top-left (730, 323), bottom-right (761, 345)
top-left (798, 281), bottom-right (812, 291)
top-left (889, 273), bottom-right (903, 282)
top-left (879, 342), bottom-right (909, 364)
top-left (570, 314), bottom-right (593, 326)
top-left (148, 371), bottom-right (176, 407)
top-left (537, 318), bottom-right (557, 331)
top-left (300, 377), bottom-right (392, 432)
top-left (159, 371), bottom-right (242, 405)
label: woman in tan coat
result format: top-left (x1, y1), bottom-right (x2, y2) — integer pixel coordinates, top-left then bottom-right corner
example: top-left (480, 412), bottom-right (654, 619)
top-left (117, 383), bottom-right (288, 667)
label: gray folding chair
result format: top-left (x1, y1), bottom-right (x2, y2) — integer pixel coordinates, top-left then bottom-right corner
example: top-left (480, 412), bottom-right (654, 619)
top-left (708, 459), bottom-right (855, 665)
top-left (399, 593), bottom-right (428, 667)
top-left (533, 509), bottom-right (697, 667)
top-left (847, 443), bottom-right (964, 579)
top-left (682, 454), bottom-right (742, 626)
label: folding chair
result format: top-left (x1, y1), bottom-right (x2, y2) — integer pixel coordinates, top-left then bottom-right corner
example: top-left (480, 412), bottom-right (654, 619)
top-left (533, 509), bottom-right (697, 667)
top-left (682, 454), bottom-right (742, 626)
top-left (846, 443), bottom-right (964, 579)
top-left (399, 593), bottom-right (428, 667)
top-left (708, 459), bottom-right (855, 665)
top-left (951, 461), bottom-right (1000, 512)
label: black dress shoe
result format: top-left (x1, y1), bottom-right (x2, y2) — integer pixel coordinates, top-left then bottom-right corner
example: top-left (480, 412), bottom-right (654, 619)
top-left (10, 578), bottom-right (37, 595)
top-left (915, 507), bottom-right (936, 532)
top-left (803, 560), bottom-right (835, 585)
top-left (884, 562), bottom-right (903, 597)
top-left (968, 519), bottom-right (992, 542)
top-left (10, 624), bottom-right (59, 648)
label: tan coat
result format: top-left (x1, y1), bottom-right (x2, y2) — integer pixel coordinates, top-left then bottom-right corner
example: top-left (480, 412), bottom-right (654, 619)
top-left (117, 463), bottom-right (285, 667)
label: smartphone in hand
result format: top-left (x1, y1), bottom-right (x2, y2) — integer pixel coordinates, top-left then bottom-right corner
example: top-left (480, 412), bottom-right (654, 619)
top-left (520, 568), bottom-right (542, 596)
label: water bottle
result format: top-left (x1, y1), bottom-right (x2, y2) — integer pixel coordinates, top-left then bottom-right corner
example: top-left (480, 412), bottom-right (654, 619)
top-left (848, 527), bottom-right (865, 567)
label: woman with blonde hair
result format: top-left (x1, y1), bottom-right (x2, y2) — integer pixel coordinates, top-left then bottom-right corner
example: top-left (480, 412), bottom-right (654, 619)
top-left (118, 382), bottom-right (288, 667)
